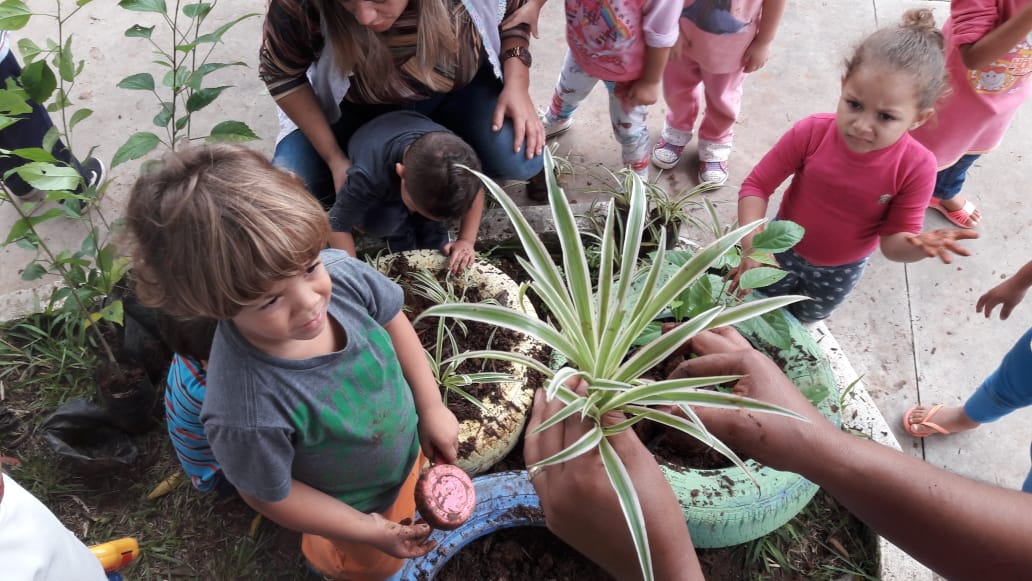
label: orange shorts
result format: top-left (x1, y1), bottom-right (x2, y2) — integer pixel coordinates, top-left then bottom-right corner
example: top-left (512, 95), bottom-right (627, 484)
top-left (301, 451), bottom-right (425, 581)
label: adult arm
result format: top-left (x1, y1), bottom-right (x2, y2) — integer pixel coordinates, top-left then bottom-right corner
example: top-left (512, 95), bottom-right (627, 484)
top-left (500, 0), bottom-right (547, 38)
top-left (675, 328), bottom-right (1032, 580)
top-left (494, 4), bottom-right (544, 159)
top-left (383, 312), bottom-right (459, 464)
top-left (741, 0), bottom-right (787, 73)
top-left (976, 258), bottom-right (1032, 319)
top-left (442, 188), bottom-right (485, 274)
top-left (261, 0), bottom-right (351, 191)
top-left (524, 387), bottom-right (704, 581)
top-left (239, 481), bottom-right (434, 558)
top-left (277, 88), bottom-right (351, 192)
top-left (956, 1), bottom-right (1032, 70)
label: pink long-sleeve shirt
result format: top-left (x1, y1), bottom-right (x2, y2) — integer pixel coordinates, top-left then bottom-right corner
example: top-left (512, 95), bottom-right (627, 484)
top-left (911, 0), bottom-right (1032, 168)
top-left (565, 0), bottom-right (681, 82)
top-left (739, 114), bottom-right (936, 266)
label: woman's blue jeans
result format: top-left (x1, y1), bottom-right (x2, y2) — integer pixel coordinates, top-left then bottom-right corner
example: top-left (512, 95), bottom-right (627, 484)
top-left (962, 326), bottom-right (1032, 491)
top-left (273, 63), bottom-right (543, 205)
top-left (933, 154), bottom-right (980, 201)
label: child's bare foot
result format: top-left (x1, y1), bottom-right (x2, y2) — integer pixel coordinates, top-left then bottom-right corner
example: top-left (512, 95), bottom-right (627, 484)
top-left (903, 404), bottom-right (980, 437)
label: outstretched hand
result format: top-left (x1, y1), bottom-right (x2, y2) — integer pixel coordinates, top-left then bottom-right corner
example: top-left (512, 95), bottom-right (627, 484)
top-left (976, 275), bottom-right (1029, 320)
top-left (906, 229), bottom-right (978, 264)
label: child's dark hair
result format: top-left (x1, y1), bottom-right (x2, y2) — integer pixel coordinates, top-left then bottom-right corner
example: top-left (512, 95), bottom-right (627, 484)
top-left (157, 314), bottom-right (217, 362)
top-left (845, 9), bottom-right (947, 110)
top-left (127, 144), bottom-right (331, 320)
top-left (402, 131), bottom-right (483, 220)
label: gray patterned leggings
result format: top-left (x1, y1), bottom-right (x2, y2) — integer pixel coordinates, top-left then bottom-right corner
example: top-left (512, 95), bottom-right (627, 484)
top-left (761, 249), bottom-right (868, 323)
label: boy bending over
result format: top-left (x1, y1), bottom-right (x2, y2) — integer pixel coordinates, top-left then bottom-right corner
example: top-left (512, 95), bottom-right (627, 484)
top-left (127, 144), bottom-right (459, 581)
top-left (329, 111), bottom-right (485, 274)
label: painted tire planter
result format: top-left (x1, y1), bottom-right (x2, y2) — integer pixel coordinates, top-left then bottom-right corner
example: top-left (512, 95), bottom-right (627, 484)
top-left (399, 470), bottom-right (544, 580)
top-left (663, 310), bottom-right (842, 549)
top-left (373, 250), bottom-right (541, 475)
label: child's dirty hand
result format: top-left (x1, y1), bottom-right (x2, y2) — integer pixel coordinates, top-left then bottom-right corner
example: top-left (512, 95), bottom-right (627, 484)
top-left (443, 239), bottom-right (476, 275)
top-left (907, 229), bottom-right (978, 264)
top-left (368, 513), bottom-right (435, 558)
top-left (418, 403), bottom-right (460, 464)
top-left (976, 276), bottom-right (1028, 320)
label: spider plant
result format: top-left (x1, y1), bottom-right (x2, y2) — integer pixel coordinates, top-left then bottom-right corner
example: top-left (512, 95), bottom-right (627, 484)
top-left (425, 323), bottom-right (509, 413)
top-left (418, 150), bottom-right (809, 581)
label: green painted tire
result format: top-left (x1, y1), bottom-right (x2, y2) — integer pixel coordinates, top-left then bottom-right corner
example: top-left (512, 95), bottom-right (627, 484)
top-left (663, 312), bottom-right (841, 549)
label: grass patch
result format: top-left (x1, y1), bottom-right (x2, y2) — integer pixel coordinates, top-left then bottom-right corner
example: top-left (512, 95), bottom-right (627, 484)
top-left (698, 488), bottom-right (880, 580)
top-left (0, 315), bottom-right (307, 579)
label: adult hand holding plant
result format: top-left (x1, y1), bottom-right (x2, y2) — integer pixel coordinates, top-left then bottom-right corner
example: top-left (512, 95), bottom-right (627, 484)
top-left (419, 150), bottom-right (811, 580)
top-left (524, 382), bottom-right (704, 581)
top-left (669, 327), bottom-right (831, 474)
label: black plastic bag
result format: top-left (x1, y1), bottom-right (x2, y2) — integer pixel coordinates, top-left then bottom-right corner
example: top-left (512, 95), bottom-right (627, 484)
top-left (39, 398), bottom-right (139, 476)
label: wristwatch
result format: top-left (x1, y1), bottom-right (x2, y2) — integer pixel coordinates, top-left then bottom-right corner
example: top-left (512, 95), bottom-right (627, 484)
top-left (501, 46), bottom-right (532, 68)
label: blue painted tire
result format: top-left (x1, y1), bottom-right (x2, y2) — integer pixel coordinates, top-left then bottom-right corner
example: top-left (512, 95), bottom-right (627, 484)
top-left (399, 471), bottom-right (544, 580)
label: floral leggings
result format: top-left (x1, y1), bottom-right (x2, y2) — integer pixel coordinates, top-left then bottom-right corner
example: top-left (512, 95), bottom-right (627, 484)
top-left (546, 51), bottom-right (650, 170)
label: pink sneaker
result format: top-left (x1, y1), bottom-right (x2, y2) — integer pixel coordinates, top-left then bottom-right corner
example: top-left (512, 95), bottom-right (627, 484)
top-left (698, 161), bottom-right (728, 185)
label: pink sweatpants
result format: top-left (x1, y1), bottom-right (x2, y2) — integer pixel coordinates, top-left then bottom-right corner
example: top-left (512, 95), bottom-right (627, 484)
top-left (661, 57), bottom-right (746, 160)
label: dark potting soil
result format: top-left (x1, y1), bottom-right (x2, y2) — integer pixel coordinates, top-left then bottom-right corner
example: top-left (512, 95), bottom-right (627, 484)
top-left (431, 487), bottom-right (876, 581)
top-left (383, 256), bottom-right (540, 430)
top-left (434, 525), bottom-right (613, 581)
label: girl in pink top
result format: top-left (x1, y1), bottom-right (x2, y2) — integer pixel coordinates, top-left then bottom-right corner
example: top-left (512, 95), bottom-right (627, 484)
top-left (538, 0), bottom-right (681, 179)
top-left (734, 10), bottom-right (978, 323)
top-left (911, 0), bottom-right (1032, 229)
top-left (650, 0), bottom-right (787, 186)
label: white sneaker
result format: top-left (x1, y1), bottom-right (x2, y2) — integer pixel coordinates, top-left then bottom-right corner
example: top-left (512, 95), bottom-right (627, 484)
top-left (651, 140), bottom-right (685, 170)
top-left (542, 115), bottom-right (573, 139)
top-left (698, 161), bottom-right (728, 185)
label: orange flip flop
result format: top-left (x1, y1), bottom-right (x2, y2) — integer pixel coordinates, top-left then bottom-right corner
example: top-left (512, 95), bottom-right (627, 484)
top-left (903, 403), bottom-right (951, 438)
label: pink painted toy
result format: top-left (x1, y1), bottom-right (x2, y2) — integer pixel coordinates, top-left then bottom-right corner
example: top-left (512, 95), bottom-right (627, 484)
top-left (414, 463), bottom-right (475, 530)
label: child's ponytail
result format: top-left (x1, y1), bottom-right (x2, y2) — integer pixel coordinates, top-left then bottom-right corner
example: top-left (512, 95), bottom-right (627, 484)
top-left (901, 8), bottom-right (941, 39)
top-left (845, 8), bottom-right (948, 110)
